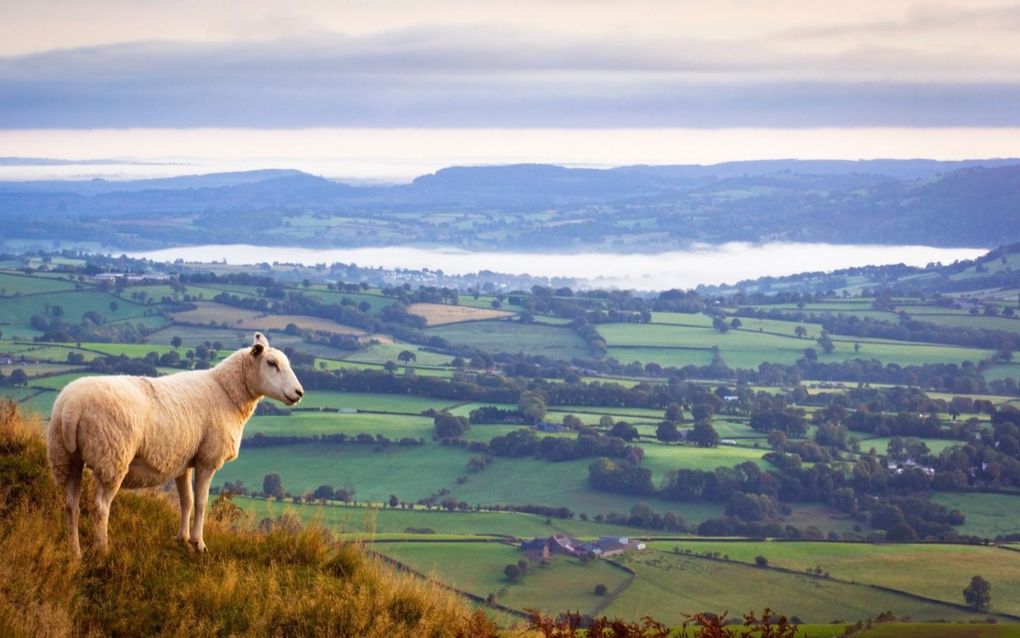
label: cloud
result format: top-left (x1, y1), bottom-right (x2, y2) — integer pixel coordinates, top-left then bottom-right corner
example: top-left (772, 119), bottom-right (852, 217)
top-left (783, 3), bottom-right (1020, 39)
top-left (1, 27), bottom-right (1019, 128)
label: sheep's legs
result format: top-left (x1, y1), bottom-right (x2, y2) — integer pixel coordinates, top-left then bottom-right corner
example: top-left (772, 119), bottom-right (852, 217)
top-left (189, 466), bottom-right (216, 553)
top-left (92, 476), bottom-right (123, 555)
top-left (175, 468), bottom-right (194, 543)
top-left (63, 458), bottom-right (84, 558)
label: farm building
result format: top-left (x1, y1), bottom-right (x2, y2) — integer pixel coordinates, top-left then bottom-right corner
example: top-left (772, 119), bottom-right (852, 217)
top-left (519, 537), bottom-right (550, 561)
top-left (519, 534), bottom-right (645, 560)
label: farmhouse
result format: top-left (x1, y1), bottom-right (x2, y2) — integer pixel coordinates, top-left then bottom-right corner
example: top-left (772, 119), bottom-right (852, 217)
top-left (520, 537), bottom-right (550, 561)
top-left (519, 534), bottom-right (646, 560)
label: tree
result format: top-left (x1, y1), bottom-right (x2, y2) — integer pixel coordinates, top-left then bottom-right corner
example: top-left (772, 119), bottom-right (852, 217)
top-left (664, 402), bottom-right (684, 424)
top-left (313, 484), bottom-right (335, 500)
top-left (729, 318), bottom-right (742, 330)
top-left (594, 583), bottom-right (608, 595)
top-left (388, 494), bottom-right (400, 508)
top-left (963, 576), bottom-right (991, 611)
top-left (691, 403), bottom-right (714, 422)
top-left (711, 317), bottom-right (730, 333)
top-left (610, 421), bottom-right (639, 441)
top-left (171, 335), bottom-right (182, 348)
top-left (562, 414), bottom-right (584, 430)
top-left (383, 360), bottom-right (398, 373)
top-left (504, 564), bottom-right (521, 581)
top-left (656, 421), bottom-right (680, 443)
top-left (397, 350), bottom-right (417, 364)
top-left (8, 369), bottom-right (28, 387)
top-left (263, 473), bottom-right (285, 499)
top-left (755, 555), bottom-right (769, 568)
top-left (794, 325), bottom-right (807, 339)
top-left (108, 301), bottom-right (119, 313)
top-left (434, 412), bottom-right (471, 438)
top-left (518, 392), bottom-right (547, 424)
top-left (817, 333), bottom-right (835, 354)
top-left (767, 429), bottom-right (787, 450)
top-left (688, 420), bottom-right (720, 447)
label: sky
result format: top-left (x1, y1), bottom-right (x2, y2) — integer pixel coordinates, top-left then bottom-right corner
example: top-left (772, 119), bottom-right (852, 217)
top-left (1, 0), bottom-right (1020, 179)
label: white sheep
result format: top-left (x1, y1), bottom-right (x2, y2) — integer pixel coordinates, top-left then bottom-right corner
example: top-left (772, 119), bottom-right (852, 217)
top-left (46, 332), bottom-right (304, 556)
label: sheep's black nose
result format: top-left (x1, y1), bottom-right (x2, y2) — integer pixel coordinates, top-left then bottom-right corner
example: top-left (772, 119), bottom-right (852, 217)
top-left (295, 388), bottom-right (304, 397)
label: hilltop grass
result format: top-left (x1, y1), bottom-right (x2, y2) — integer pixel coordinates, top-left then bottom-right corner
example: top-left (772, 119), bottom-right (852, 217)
top-left (0, 401), bottom-right (497, 637)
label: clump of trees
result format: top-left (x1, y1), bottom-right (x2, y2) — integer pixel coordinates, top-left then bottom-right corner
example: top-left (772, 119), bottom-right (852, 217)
top-left (963, 575), bottom-right (992, 611)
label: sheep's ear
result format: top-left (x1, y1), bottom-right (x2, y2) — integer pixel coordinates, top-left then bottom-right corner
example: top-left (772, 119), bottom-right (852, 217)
top-left (250, 343), bottom-right (265, 358)
top-left (254, 332), bottom-right (269, 346)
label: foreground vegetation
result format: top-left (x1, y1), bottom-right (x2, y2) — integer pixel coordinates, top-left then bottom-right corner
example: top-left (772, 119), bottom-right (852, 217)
top-left (0, 403), bottom-right (497, 637)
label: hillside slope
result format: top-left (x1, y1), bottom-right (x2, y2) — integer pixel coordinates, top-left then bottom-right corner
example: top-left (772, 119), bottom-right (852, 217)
top-left (0, 401), bottom-right (496, 638)
top-left (2, 159), bottom-right (1020, 249)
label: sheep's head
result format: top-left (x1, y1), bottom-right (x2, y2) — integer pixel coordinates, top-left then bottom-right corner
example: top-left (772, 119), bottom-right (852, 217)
top-left (248, 332), bottom-right (304, 406)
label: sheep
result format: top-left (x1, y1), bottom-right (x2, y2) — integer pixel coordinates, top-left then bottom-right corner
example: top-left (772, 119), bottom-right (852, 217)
top-left (46, 332), bottom-right (304, 556)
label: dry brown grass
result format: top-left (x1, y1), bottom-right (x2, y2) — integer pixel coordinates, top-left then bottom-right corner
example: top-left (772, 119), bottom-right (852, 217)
top-left (0, 400), bottom-right (500, 638)
top-left (407, 303), bottom-right (513, 326)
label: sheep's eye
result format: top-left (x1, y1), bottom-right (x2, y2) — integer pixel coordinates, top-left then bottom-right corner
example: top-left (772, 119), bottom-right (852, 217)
top-left (268, 360), bottom-right (279, 370)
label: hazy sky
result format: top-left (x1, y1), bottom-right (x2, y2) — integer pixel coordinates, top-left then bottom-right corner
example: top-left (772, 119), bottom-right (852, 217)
top-left (2, 0), bottom-right (1020, 174)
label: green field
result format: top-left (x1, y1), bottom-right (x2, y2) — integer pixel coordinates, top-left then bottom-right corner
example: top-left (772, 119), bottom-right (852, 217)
top-left (858, 437), bottom-right (963, 456)
top-left (295, 390), bottom-right (460, 413)
top-left (245, 412), bottom-right (435, 440)
top-left (373, 541), bottom-right (632, 615)
top-left (342, 342), bottom-right (455, 367)
top-left (932, 493), bottom-right (1020, 539)
top-left (606, 549), bottom-right (994, 625)
top-left (216, 443), bottom-right (474, 503)
top-left (235, 496), bottom-right (643, 538)
top-left (0, 271), bottom-right (78, 295)
top-left (606, 346), bottom-right (718, 368)
top-left (650, 541), bottom-right (1020, 616)
top-left (639, 442), bottom-right (767, 480)
top-left (984, 363), bottom-right (1020, 383)
top-left (441, 454), bottom-right (725, 521)
top-left (0, 289), bottom-right (152, 330)
top-left (426, 320), bottom-right (591, 359)
top-left (12, 389), bottom-right (58, 416)
top-left (598, 323), bottom-right (993, 368)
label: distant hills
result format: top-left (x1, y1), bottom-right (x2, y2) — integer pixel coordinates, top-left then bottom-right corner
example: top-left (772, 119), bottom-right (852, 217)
top-left (0, 159), bottom-right (1018, 251)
